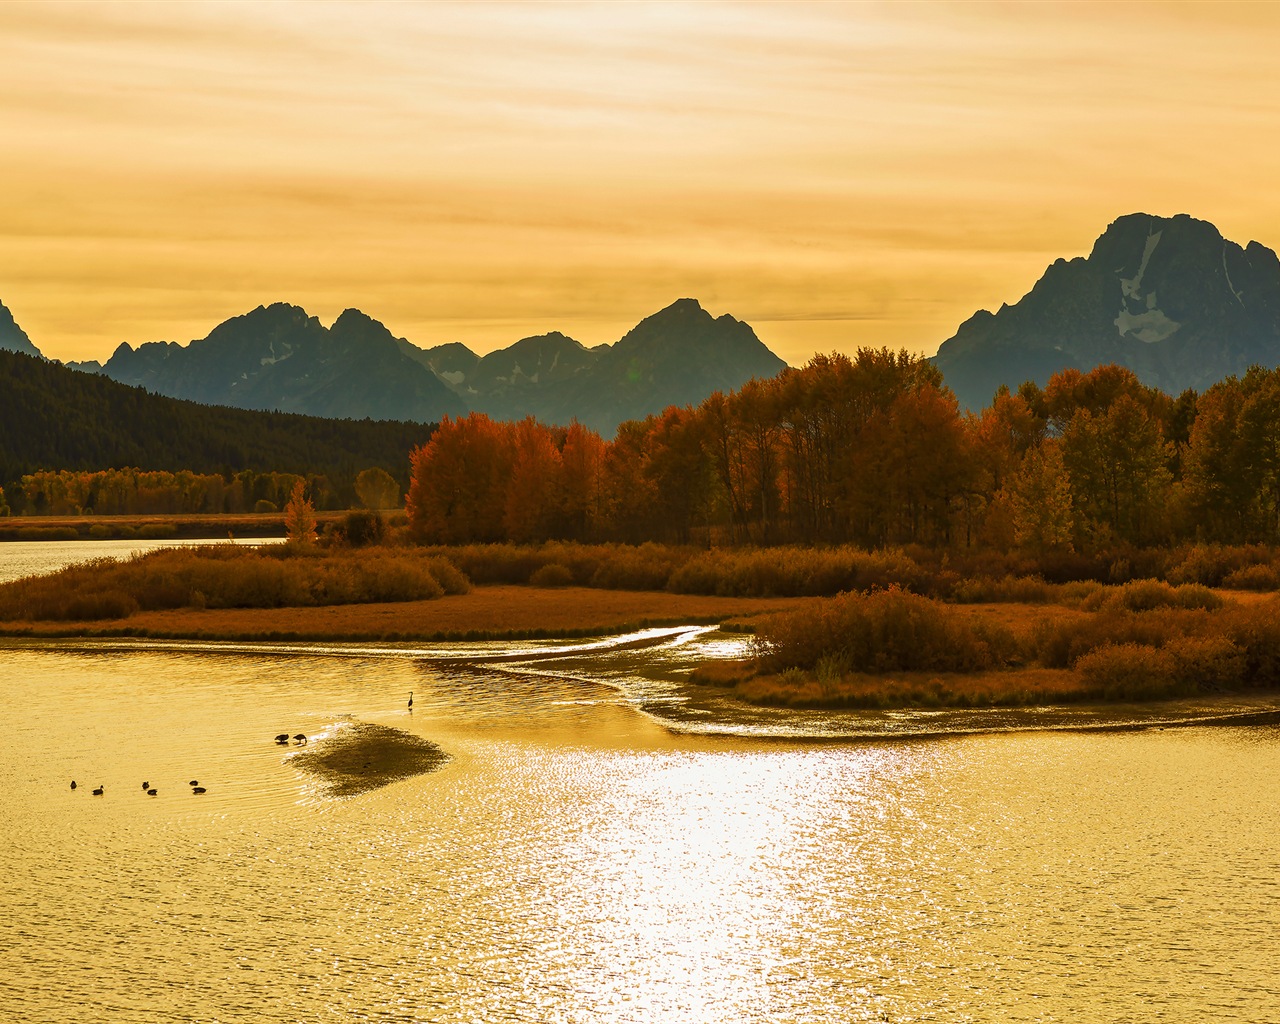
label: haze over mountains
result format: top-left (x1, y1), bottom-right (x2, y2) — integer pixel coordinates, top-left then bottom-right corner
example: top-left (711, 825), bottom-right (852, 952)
top-left (933, 213), bottom-right (1280, 410)
top-left (56, 298), bottom-right (786, 435)
top-left (9, 212), bottom-right (1280, 429)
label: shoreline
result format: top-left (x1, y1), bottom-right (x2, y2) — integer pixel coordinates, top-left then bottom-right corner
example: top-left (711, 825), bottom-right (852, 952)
top-left (0, 584), bottom-right (806, 642)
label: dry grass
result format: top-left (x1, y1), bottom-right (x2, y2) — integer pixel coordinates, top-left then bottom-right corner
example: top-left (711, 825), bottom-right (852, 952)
top-left (735, 667), bottom-right (1088, 709)
top-left (0, 585), bottom-right (809, 641)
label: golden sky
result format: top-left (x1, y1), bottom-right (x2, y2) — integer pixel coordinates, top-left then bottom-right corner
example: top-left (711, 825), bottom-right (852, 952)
top-left (4, 0), bottom-right (1280, 365)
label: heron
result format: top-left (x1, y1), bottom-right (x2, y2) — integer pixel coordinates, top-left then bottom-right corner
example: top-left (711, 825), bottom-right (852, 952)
top-left (408, 690), bottom-right (414, 711)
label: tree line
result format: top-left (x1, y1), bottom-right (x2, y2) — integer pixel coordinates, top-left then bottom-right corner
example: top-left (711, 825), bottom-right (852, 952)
top-left (406, 349), bottom-right (1280, 551)
top-left (9, 466), bottom-right (402, 517)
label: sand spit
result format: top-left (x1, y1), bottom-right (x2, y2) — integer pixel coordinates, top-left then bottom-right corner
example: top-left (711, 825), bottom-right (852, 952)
top-left (288, 722), bottom-right (450, 797)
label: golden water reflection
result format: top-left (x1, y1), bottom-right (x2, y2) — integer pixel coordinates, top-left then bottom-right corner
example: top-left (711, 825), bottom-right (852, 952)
top-left (1, 638), bottom-right (1278, 1022)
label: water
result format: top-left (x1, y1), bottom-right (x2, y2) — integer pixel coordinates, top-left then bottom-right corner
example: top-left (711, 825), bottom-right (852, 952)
top-left (0, 537), bottom-right (281, 585)
top-left (1, 549), bottom-right (1279, 1021)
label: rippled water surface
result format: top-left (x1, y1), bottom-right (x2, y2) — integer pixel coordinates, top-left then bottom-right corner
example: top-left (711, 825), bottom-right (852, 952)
top-left (2, 630), bottom-right (1279, 1023)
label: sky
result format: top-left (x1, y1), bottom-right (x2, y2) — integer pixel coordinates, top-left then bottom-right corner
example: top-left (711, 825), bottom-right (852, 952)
top-left (4, 0), bottom-right (1280, 366)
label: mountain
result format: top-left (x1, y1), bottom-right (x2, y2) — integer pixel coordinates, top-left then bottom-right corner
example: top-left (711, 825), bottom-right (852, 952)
top-left (82, 298), bottom-right (785, 433)
top-left (0, 301), bottom-right (42, 358)
top-left (402, 298), bottom-right (788, 433)
top-left (932, 213), bottom-right (1280, 410)
top-left (0, 347), bottom-right (432, 488)
top-left (94, 304), bottom-right (467, 423)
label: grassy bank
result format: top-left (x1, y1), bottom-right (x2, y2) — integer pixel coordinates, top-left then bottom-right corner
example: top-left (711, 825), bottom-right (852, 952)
top-left (705, 584), bottom-right (1280, 708)
top-left (0, 585), bottom-right (806, 642)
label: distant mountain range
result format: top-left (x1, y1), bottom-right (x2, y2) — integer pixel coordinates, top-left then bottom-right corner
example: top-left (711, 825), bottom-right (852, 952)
top-left (50, 297), bottom-right (785, 434)
top-left (12, 211), bottom-right (1280, 428)
top-left (933, 212), bottom-right (1280, 409)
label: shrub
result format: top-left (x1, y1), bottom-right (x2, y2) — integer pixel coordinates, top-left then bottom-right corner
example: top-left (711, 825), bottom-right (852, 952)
top-left (1092, 579), bottom-right (1222, 613)
top-left (530, 563), bottom-right (574, 587)
top-left (1166, 544), bottom-right (1270, 587)
top-left (1074, 643), bottom-right (1182, 700)
top-left (1219, 600), bottom-right (1280, 687)
top-left (338, 510), bottom-right (386, 547)
top-left (1032, 607), bottom-right (1216, 668)
top-left (0, 546), bottom-right (469, 620)
top-left (1073, 636), bottom-right (1244, 700)
top-left (1220, 564), bottom-right (1280, 591)
top-left (753, 586), bottom-right (1018, 674)
top-left (950, 575), bottom-right (1052, 604)
top-left (422, 556), bottom-right (470, 595)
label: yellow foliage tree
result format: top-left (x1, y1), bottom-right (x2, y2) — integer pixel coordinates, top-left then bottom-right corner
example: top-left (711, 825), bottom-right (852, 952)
top-left (284, 479), bottom-right (317, 546)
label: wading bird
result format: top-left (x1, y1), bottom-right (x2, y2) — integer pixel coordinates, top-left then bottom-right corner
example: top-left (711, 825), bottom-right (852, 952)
top-left (408, 691), bottom-right (413, 712)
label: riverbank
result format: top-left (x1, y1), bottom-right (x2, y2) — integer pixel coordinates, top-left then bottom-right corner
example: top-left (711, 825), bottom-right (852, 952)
top-left (0, 584), bottom-right (808, 641)
top-left (0, 512), bottom-right (348, 541)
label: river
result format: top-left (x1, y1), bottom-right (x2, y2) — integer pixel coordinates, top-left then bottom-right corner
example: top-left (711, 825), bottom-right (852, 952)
top-left (1, 543), bottom-right (1278, 1021)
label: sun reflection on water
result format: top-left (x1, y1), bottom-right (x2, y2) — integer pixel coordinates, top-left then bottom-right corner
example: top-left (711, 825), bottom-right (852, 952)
top-left (1, 639), bottom-right (1279, 1022)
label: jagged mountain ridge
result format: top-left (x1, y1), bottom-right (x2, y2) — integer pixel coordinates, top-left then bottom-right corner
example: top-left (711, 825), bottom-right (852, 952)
top-left (403, 298), bottom-right (787, 432)
top-left (0, 300), bottom-right (41, 358)
top-left (89, 304), bottom-right (468, 423)
top-left (71, 297), bottom-right (785, 433)
top-left (933, 212), bottom-right (1280, 409)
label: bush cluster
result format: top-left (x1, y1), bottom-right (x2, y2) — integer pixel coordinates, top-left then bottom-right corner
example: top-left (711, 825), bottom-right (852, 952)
top-left (752, 586), bottom-right (1018, 674)
top-left (0, 546), bottom-right (470, 621)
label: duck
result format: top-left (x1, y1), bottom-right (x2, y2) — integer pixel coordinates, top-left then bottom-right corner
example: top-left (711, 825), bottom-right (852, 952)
top-left (274, 734), bottom-right (290, 745)
top-left (192, 787), bottom-right (207, 795)
top-left (70, 780), bottom-right (77, 790)
top-left (92, 785), bottom-right (104, 796)
top-left (188, 780), bottom-right (199, 787)
top-left (293, 733), bottom-right (308, 745)
top-left (147, 788), bottom-right (157, 796)
top-left (142, 781), bottom-right (149, 790)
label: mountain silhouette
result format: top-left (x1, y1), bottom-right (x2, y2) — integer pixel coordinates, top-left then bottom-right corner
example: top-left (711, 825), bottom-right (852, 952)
top-left (0, 300), bottom-right (41, 358)
top-left (81, 298), bottom-right (786, 433)
top-left (933, 213), bottom-right (1280, 409)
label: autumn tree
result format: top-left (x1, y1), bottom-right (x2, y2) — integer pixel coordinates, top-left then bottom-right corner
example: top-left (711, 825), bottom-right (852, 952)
top-left (559, 422), bottom-right (607, 541)
top-left (284, 479), bottom-right (317, 545)
top-left (1007, 440), bottom-right (1075, 553)
top-left (503, 418), bottom-right (563, 543)
top-left (406, 414), bottom-right (513, 543)
top-left (354, 467), bottom-right (400, 510)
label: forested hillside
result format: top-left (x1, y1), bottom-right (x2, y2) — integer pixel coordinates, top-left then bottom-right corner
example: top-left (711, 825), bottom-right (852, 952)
top-left (0, 349), bottom-right (432, 508)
